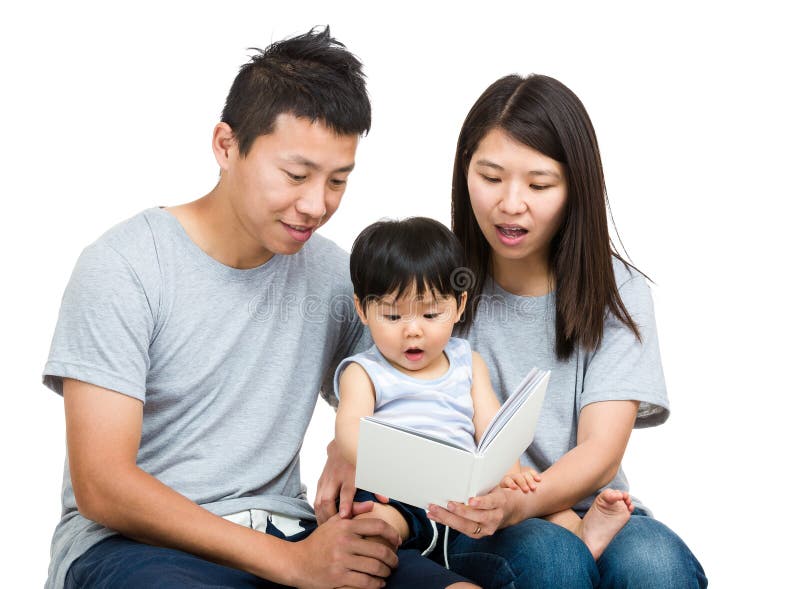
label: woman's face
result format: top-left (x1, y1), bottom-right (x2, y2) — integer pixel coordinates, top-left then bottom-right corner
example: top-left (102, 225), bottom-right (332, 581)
top-left (467, 128), bottom-right (568, 266)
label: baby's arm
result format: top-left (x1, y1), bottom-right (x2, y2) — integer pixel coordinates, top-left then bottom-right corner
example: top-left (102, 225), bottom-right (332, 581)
top-left (334, 363), bottom-right (410, 544)
top-left (470, 352), bottom-right (541, 493)
top-left (335, 363), bottom-right (377, 466)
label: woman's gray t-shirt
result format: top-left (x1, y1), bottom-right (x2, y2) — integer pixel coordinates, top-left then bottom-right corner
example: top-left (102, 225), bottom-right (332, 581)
top-left (42, 208), bottom-right (363, 588)
top-left (463, 257), bottom-right (669, 513)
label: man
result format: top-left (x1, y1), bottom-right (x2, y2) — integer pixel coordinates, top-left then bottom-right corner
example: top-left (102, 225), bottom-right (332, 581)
top-left (43, 27), bottom-right (402, 588)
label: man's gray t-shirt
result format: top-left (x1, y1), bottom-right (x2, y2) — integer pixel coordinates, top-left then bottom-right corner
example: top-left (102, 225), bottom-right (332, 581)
top-left (42, 207), bottom-right (363, 588)
top-left (464, 257), bottom-right (669, 513)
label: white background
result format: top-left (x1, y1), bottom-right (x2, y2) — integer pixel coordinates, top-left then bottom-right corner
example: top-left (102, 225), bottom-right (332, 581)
top-left (2, 1), bottom-right (797, 586)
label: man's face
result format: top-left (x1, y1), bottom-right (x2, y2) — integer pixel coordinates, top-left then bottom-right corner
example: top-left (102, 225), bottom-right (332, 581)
top-left (224, 113), bottom-right (359, 256)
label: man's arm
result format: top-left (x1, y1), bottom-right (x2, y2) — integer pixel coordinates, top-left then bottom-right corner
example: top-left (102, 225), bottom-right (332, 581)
top-left (65, 378), bottom-right (400, 588)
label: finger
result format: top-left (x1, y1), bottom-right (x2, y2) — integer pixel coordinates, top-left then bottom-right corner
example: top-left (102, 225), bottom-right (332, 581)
top-left (523, 472), bottom-right (537, 490)
top-left (348, 536), bottom-right (400, 570)
top-left (531, 470), bottom-right (542, 482)
top-left (315, 493), bottom-right (338, 525)
top-left (515, 475), bottom-right (530, 492)
top-left (502, 476), bottom-right (518, 490)
top-left (374, 494), bottom-right (390, 504)
top-left (351, 500), bottom-right (375, 516)
top-left (467, 493), bottom-right (502, 510)
top-left (427, 503), bottom-right (484, 538)
top-left (349, 517), bottom-right (403, 549)
top-left (339, 478), bottom-right (356, 518)
top-left (344, 553), bottom-right (394, 580)
top-left (340, 570), bottom-right (387, 589)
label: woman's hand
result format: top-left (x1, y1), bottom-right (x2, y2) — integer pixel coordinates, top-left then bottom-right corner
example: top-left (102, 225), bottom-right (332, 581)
top-left (315, 440), bottom-right (357, 524)
top-left (426, 486), bottom-right (519, 539)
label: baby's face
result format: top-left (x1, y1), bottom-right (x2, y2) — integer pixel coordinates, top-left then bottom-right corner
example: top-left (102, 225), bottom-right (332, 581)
top-left (357, 287), bottom-right (466, 376)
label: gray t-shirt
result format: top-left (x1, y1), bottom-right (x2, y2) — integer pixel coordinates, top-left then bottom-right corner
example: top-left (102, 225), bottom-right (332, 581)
top-left (463, 257), bottom-right (669, 514)
top-left (42, 207), bottom-right (363, 589)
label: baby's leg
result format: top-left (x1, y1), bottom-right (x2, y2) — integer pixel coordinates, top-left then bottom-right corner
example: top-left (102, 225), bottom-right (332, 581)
top-left (543, 489), bottom-right (633, 560)
top-left (353, 505), bottom-right (481, 588)
top-left (576, 488), bottom-right (633, 559)
top-left (353, 502), bottom-right (411, 548)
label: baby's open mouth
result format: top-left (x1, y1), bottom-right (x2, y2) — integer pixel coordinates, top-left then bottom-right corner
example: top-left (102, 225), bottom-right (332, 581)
top-left (404, 347), bottom-right (424, 361)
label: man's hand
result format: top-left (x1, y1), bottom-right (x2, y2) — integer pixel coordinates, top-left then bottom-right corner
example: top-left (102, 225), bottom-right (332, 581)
top-left (316, 440), bottom-right (358, 523)
top-left (288, 507), bottom-right (401, 589)
top-left (427, 486), bottom-right (517, 539)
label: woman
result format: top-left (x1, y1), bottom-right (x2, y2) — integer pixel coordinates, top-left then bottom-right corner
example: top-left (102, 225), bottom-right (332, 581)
top-left (424, 73), bottom-right (707, 587)
top-left (317, 74), bottom-right (706, 588)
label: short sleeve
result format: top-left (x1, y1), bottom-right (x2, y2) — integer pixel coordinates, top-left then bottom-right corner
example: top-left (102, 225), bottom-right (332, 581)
top-left (579, 275), bottom-right (669, 428)
top-left (320, 298), bottom-right (371, 408)
top-left (42, 243), bottom-right (156, 402)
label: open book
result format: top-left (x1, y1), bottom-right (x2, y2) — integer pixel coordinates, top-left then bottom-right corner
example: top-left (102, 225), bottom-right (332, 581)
top-left (355, 366), bottom-right (550, 510)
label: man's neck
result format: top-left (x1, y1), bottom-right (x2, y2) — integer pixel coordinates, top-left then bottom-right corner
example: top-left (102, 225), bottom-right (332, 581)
top-left (167, 187), bottom-right (274, 270)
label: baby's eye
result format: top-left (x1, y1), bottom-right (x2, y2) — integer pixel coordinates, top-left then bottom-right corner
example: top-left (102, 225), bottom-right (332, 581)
top-left (383, 314), bottom-right (401, 322)
top-left (424, 313), bottom-right (441, 319)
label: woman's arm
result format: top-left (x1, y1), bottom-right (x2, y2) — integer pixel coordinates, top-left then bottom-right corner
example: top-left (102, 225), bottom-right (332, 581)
top-left (505, 399), bottom-right (639, 524)
top-left (431, 399), bottom-right (639, 531)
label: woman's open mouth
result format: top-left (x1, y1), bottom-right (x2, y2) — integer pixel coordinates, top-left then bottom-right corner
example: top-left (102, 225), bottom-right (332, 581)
top-left (495, 224), bottom-right (528, 246)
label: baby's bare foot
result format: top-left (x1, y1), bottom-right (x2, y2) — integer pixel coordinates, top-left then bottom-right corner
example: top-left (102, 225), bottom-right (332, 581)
top-left (579, 489), bottom-right (633, 560)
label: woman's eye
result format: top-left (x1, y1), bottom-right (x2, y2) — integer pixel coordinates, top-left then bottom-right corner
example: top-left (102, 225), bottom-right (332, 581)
top-left (481, 175), bottom-right (501, 184)
top-left (530, 184), bottom-right (549, 191)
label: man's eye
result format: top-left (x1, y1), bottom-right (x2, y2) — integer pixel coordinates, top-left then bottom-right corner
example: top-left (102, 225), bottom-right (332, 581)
top-left (330, 178), bottom-right (347, 188)
top-left (285, 171), bottom-right (307, 182)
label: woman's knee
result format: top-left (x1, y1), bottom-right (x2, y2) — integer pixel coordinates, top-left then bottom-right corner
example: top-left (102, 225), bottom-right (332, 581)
top-left (447, 518), bottom-right (597, 589)
top-left (597, 516), bottom-right (707, 588)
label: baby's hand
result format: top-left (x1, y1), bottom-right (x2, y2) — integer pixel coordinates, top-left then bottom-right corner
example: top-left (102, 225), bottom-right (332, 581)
top-left (500, 469), bottom-right (542, 493)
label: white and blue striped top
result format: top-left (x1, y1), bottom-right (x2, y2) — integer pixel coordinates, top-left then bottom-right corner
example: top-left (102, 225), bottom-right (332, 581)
top-left (334, 337), bottom-right (477, 451)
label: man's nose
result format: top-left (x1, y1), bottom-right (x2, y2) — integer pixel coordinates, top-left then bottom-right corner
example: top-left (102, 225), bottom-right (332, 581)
top-left (296, 182), bottom-right (328, 219)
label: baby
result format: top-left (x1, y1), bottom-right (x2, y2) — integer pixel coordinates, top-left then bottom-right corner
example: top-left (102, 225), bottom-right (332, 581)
top-left (334, 217), bottom-right (632, 577)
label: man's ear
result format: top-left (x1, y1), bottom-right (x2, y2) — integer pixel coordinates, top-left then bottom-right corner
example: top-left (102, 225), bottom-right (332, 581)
top-left (211, 122), bottom-right (237, 171)
top-left (353, 294), bottom-right (368, 325)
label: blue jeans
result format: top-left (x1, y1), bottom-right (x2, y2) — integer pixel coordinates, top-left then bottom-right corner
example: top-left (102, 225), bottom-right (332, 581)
top-left (66, 516), bottom-right (469, 588)
top-left (436, 510), bottom-right (707, 588)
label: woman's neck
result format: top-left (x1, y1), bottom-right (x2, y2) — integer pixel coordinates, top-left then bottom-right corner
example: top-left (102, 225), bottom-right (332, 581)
top-left (491, 253), bottom-right (554, 297)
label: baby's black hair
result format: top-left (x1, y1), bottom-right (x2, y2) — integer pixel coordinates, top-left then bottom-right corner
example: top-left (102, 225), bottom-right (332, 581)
top-left (350, 217), bottom-right (468, 308)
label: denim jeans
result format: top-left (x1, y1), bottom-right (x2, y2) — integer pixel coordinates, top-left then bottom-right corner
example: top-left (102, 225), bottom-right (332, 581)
top-left (66, 515), bottom-right (469, 588)
top-left (436, 510), bottom-right (707, 588)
